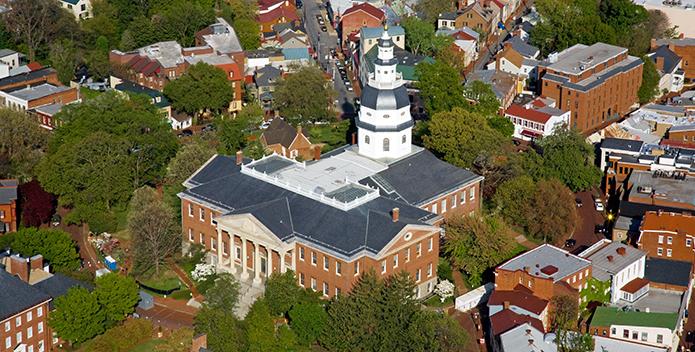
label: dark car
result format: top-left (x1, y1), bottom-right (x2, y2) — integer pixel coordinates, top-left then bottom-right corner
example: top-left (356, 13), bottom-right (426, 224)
top-left (321, 25), bottom-right (327, 32)
top-left (575, 198), bottom-right (583, 207)
top-left (595, 225), bottom-right (607, 234)
top-left (296, 0), bottom-right (302, 8)
top-left (565, 239), bottom-right (577, 248)
top-left (512, 139), bottom-right (521, 146)
top-left (592, 194), bottom-right (602, 203)
top-left (178, 129), bottom-right (193, 137)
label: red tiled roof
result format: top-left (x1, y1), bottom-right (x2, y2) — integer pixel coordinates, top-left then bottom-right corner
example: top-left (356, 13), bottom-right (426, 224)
top-left (488, 290), bottom-right (549, 315)
top-left (505, 104), bottom-right (553, 124)
top-left (531, 99), bottom-right (547, 108)
top-left (257, 7), bottom-right (298, 24)
top-left (132, 57), bottom-right (151, 72)
top-left (341, 2), bottom-right (384, 20)
top-left (259, 0), bottom-right (294, 10)
top-left (490, 309), bottom-right (545, 336)
top-left (621, 277), bottom-right (650, 294)
top-left (347, 29), bottom-right (361, 43)
top-left (26, 62), bottom-right (42, 71)
top-left (141, 61), bottom-right (161, 76)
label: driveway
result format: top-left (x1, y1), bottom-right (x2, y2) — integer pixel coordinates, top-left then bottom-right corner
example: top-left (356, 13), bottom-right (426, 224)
top-left (566, 188), bottom-right (609, 255)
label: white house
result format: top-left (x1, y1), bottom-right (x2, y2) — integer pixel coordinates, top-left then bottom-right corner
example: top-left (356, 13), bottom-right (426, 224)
top-left (592, 336), bottom-right (668, 352)
top-left (487, 46), bottom-right (524, 75)
top-left (504, 99), bottom-right (570, 141)
top-left (579, 240), bottom-right (648, 303)
top-left (0, 49), bottom-right (27, 69)
top-left (59, 0), bottom-right (91, 19)
top-left (590, 306), bottom-right (679, 350)
top-left (648, 46), bottom-right (684, 94)
top-left (499, 323), bottom-right (557, 352)
top-left (455, 282), bottom-right (494, 312)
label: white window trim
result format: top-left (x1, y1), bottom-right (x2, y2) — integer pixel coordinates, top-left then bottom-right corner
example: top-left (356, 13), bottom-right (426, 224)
top-left (311, 252), bottom-right (317, 266)
top-left (381, 260), bottom-right (386, 274)
top-left (324, 257), bottom-right (329, 271)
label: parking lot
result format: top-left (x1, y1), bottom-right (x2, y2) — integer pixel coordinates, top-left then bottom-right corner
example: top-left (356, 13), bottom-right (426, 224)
top-left (566, 188), bottom-right (610, 254)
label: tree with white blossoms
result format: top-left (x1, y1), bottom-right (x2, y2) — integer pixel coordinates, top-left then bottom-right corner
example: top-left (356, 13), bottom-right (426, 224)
top-left (435, 279), bottom-right (455, 302)
top-left (191, 263), bottom-right (216, 282)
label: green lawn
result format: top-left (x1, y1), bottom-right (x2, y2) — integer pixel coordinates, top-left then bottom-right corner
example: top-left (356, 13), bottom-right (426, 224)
top-left (122, 338), bottom-right (163, 352)
top-left (137, 267), bottom-right (182, 291)
top-left (80, 87), bottom-right (104, 100)
top-left (424, 295), bottom-right (454, 307)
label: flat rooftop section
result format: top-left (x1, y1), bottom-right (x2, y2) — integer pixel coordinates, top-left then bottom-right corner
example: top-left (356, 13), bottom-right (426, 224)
top-left (591, 306), bottom-right (679, 329)
top-left (33, 102), bottom-right (64, 116)
top-left (601, 138), bottom-right (644, 153)
top-left (2, 83), bottom-right (72, 101)
top-left (202, 18), bottom-right (243, 54)
top-left (497, 244), bottom-right (592, 282)
top-left (614, 288), bottom-right (684, 314)
top-left (593, 336), bottom-right (668, 352)
top-left (184, 53), bottom-right (235, 66)
top-left (543, 43), bottom-right (627, 75)
top-left (138, 41), bottom-right (183, 68)
top-left (627, 170), bottom-right (695, 207)
top-left (581, 241), bottom-right (647, 282)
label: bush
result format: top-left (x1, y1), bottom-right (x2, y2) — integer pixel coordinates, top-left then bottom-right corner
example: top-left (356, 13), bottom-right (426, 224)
top-left (170, 289), bottom-right (192, 300)
top-left (437, 259), bottom-right (454, 282)
top-left (86, 335), bottom-right (117, 352)
top-left (104, 325), bottom-right (138, 350)
top-left (196, 273), bottom-right (219, 295)
top-left (89, 211), bottom-right (117, 234)
top-left (124, 318), bottom-right (154, 340)
top-left (53, 267), bottom-right (96, 286)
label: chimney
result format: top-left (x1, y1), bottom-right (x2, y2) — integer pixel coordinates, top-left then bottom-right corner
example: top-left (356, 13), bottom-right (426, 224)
top-left (607, 255), bottom-right (614, 262)
top-left (650, 39), bottom-right (657, 50)
top-left (528, 339), bottom-right (534, 345)
top-left (504, 41), bottom-right (513, 50)
top-left (314, 145), bottom-right (321, 160)
top-left (669, 41), bottom-right (675, 52)
top-left (524, 266), bottom-right (530, 273)
top-left (9, 255), bottom-right (29, 283)
top-left (617, 247), bottom-right (626, 256)
top-left (680, 33), bottom-right (685, 39)
top-left (236, 150), bottom-right (243, 164)
top-left (656, 57), bottom-right (664, 71)
top-left (30, 254), bottom-right (43, 271)
top-left (297, 125), bottom-right (302, 135)
top-left (351, 132), bottom-right (356, 145)
top-left (392, 208), bottom-right (399, 222)
top-left (503, 301), bottom-right (510, 309)
top-left (190, 333), bottom-right (207, 352)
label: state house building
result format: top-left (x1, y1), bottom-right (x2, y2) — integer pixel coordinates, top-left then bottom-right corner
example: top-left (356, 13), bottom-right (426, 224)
top-left (179, 28), bottom-right (483, 298)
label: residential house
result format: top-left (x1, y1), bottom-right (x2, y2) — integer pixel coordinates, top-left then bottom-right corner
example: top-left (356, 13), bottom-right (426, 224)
top-left (259, 0), bottom-right (296, 15)
top-left (0, 67), bottom-right (59, 91)
top-left (504, 98), bottom-right (570, 141)
top-left (499, 323), bottom-right (557, 352)
top-left (0, 83), bottom-right (79, 111)
top-left (111, 78), bottom-right (175, 126)
top-left (494, 244), bottom-right (593, 301)
top-left (648, 45), bottom-right (685, 94)
top-left (340, 3), bottom-right (385, 46)
top-left (31, 103), bottom-right (65, 131)
top-left (666, 125), bottom-right (695, 146)
top-left (598, 138), bottom-right (644, 178)
top-left (652, 38), bottom-right (695, 80)
top-left (592, 336), bottom-right (668, 352)
top-left (257, 7), bottom-right (299, 33)
top-left (58, 0), bottom-right (91, 19)
top-left (511, 21), bottom-right (534, 43)
top-left (245, 49), bottom-right (286, 72)
top-left (466, 70), bottom-right (520, 112)
top-left (252, 64), bottom-right (283, 110)
top-left (505, 35), bottom-right (539, 59)
top-left (0, 180), bottom-right (17, 233)
top-left (359, 45), bottom-right (434, 86)
top-left (578, 240), bottom-right (649, 304)
top-left (489, 310), bottom-right (546, 352)
top-left (589, 306), bottom-right (679, 349)
top-left (0, 49), bottom-right (27, 69)
top-left (170, 110), bottom-right (194, 131)
top-left (488, 45), bottom-right (526, 75)
top-left (260, 119), bottom-right (313, 160)
top-left (637, 211), bottom-right (695, 263)
top-left (436, 27), bottom-right (479, 67)
top-left (437, 3), bottom-right (500, 34)
top-left (537, 43), bottom-right (644, 132)
top-left (488, 290), bottom-right (550, 330)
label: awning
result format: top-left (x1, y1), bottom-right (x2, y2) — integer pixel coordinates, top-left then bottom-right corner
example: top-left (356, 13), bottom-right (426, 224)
top-left (521, 130), bottom-right (541, 138)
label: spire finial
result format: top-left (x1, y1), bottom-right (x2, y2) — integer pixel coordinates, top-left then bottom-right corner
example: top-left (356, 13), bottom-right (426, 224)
top-left (384, 24), bottom-right (388, 31)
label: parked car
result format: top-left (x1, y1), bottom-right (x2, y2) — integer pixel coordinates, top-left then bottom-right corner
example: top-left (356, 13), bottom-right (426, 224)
top-left (346, 84), bottom-right (353, 92)
top-left (202, 124), bottom-right (215, 132)
top-left (321, 25), bottom-right (327, 32)
top-left (595, 202), bottom-right (604, 211)
top-left (296, 0), bottom-right (302, 8)
top-left (52, 214), bottom-right (61, 227)
top-left (316, 15), bottom-right (324, 25)
top-left (565, 239), bottom-right (577, 248)
top-left (178, 129), bottom-right (193, 137)
top-left (575, 198), bottom-right (583, 207)
top-left (512, 139), bottom-right (521, 146)
top-left (595, 225), bottom-right (606, 234)
top-left (592, 194), bottom-right (602, 203)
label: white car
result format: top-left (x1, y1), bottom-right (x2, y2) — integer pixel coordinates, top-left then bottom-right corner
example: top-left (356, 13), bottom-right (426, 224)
top-left (595, 202), bottom-right (604, 211)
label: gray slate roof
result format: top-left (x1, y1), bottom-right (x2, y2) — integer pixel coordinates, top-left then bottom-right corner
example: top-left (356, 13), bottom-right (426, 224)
top-left (497, 244), bottom-right (592, 282)
top-left (0, 180), bottom-right (17, 205)
top-left (262, 118), bottom-right (308, 148)
top-left (584, 241), bottom-right (647, 282)
top-left (644, 257), bottom-right (691, 287)
top-left (360, 84), bottom-right (410, 111)
top-left (185, 154), bottom-right (250, 188)
top-left (0, 49), bottom-right (23, 59)
top-left (0, 67), bottom-right (57, 90)
top-left (32, 273), bottom-right (93, 310)
top-left (0, 269), bottom-right (51, 320)
top-left (2, 83), bottom-right (72, 102)
top-left (359, 149), bottom-right (482, 206)
top-left (601, 138), bottom-right (644, 152)
top-left (649, 46), bottom-right (682, 74)
top-left (254, 64), bottom-right (282, 87)
top-left (505, 36), bottom-right (539, 59)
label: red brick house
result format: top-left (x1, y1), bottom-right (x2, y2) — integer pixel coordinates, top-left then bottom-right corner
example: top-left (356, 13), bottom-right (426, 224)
top-left (637, 211), bottom-right (695, 263)
top-left (340, 3), bottom-right (384, 45)
top-left (257, 7), bottom-right (299, 33)
top-left (0, 179), bottom-right (17, 233)
top-left (0, 83), bottom-right (78, 111)
top-left (260, 119), bottom-right (313, 160)
top-left (653, 38), bottom-right (695, 80)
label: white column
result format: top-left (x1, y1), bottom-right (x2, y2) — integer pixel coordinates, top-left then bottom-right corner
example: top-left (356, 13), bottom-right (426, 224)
top-left (267, 247), bottom-right (273, 276)
top-left (291, 249), bottom-right (295, 272)
top-left (280, 250), bottom-right (286, 273)
top-left (216, 229), bottom-right (223, 266)
top-left (253, 242), bottom-right (261, 283)
top-left (240, 237), bottom-right (249, 280)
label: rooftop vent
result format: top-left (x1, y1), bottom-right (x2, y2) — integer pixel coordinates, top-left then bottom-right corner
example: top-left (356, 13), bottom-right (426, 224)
top-left (617, 247), bottom-right (626, 256)
top-left (637, 186), bottom-right (652, 194)
top-left (608, 255), bottom-right (614, 262)
top-left (540, 265), bottom-right (558, 275)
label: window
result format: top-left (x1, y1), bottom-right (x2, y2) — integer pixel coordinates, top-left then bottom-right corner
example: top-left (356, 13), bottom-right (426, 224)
top-left (299, 273), bottom-right (305, 286)
top-left (641, 332), bottom-right (648, 342)
top-left (611, 328), bottom-right (616, 335)
top-left (324, 257), bottom-right (329, 270)
top-left (470, 187), bottom-right (475, 200)
top-left (427, 263), bottom-right (432, 277)
top-left (428, 238), bottom-right (433, 251)
top-left (579, 272), bottom-right (583, 280)
top-left (38, 340), bottom-right (44, 352)
top-left (323, 283), bottom-right (329, 296)
top-left (452, 194), bottom-right (457, 208)
top-left (461, 190), bottom-right (466, 203)
top-left (16, 316), bottom-right (21, 327)
top-left (623, 330), bottom-right (629, 338)
top-left (393, 254), bottom-right (398, 268)
top-left (667, 236), bottom-right (673, 244)
top-left (603, 330), bottom-right (607, 336)
top-left (300, 247), bottom-right (305, 260)
top-left (200, 233), bottom-right (205, 245)
top-left (4, 321), bottom-right (9, 332)
top-left (27, 326), bottom-right (33, 339)
top-left (189, 229), bottom-right (194, 241)
top-left (37, 307), bottom-right (42, 317)
top-left (365, 135), bottom-right (370, 144)
top-left (81, 3), bottom-right (85, 11)
top-left (336, 288), bottom-right (342, 295)
top-left (354, 261), bottom-right (360, 275)
top-left (189, 204), bottom-right (194, 217)
top-left (416, 269), bottom-right (421, 282)
top-left (573, 276), bottom-right (576, 283)
top-left (383, 138), bottom-right (389, 151)
top-left (432, 203), bottom-right (437, 214)
top-left (467, 13), bottom-right (472, 18)
top-left (336, 262), bottom-right (341, 275)
top-left (5, 337), bottom-right (10, 349)
top-left (667, 249), bottom-right (672, 257)
top-left (200, 208), bottom-right (205, 221)
top-left (529, 280), bottom-right (532, 288)
top-left (211, 238), bottom-right (217, 250)
top-left (381, 260), bottom-right (386, 273)
top-left (657, 334), bottom-right (663, 344)
top-left (405, 249), bottom-right (410, 262)
top-left (311, 252), bottom-right (317, 265)
top-left (402, 135), bottom-right (406, 144)
top-left (520, 277), bottom-right (523, 284)
top-left (236, 246), bottom-right (241, 260)
top-left (28, 346), bottom-right (34, 352)
top-left (687, 239), bottom-right (692, 247)
top-left (223, 241), bottom-right (228, 255)
top-left (416, 243), bottom-right (421, 256)
top-left (658, 235), bottom-right (664, 244)
top-left (211, 213), bottom-right (216, 225)
top-left (632, 331), bottom-right (638, 340)
top-left (441, 199), bottom-right (446, 212)
top-left (594, 329), bottom-right (598, 335)
top-left (311, 278), bottom-right (317, 291)
top-left (658, 248), bottom-right (663, 256)
top-left (16, 332), bottom-right (21, 343)
top-left (585, 269), bottom-right (589, 276)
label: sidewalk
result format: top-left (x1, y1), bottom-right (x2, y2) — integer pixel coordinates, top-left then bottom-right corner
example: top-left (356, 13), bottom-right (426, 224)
top-left (166, 257), bottom-right (200, 298)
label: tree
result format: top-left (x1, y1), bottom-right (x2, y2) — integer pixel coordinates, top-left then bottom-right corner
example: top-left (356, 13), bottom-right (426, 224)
top-left (154, 327), bottom-right (194, 352)
top-left (538, 125), bottom-right (602, 192)
top-left (220, 0), bottom-right (258, 22)
top-left (276, 324), bottom-right (298, 352)
top-left (0, 108), bottom-right (51, 181)
top-left (320, 292), bottom-right (360, 351)
top-left (495, 176), bottom-right (536, 227)
top-left (273, 66), bottom-right (337, 126)
top-left (95, 272), bottom-right (140, 323)
top-left (377, 270), bottom-right (420, 351)
top-left (402, 17), bottom-right (451, 56)
top-left (127, 186), bottom-right (181, 276)
top-left (11, 228), bottom-right (81, 269)
top-left (557, 331), bottom-right (595, 352)
top-left (4, 0), bottom-right (65, 61)
top-left (435, 44), bottom-right (468, 78)
top-left (161, 3), bottom-right (215, 47)
top-left (288, 302), bottom-right (327, 346)
top-left (244, 298), bottom-right (277, 351)
top-left (462, 80), bottom-right (501, 116)
top-left (167, 142), bottom-right (216, 184)
top-left (214, 116), bottom-right (248, 153)
top-left (445, 214), bottom-right (517, 286)
top-left (423, 108), bottom-right (508, 168)
top-left (528, 178), bottom-right (580, 244)
top-left (49, 39), bottom-right (79, 86)
top-left (432, 313), bottom-right (471, 352)
top-left (164, 62), bottom-right (235, 117)
top-left (415, 0), bottom-right (455, 23)
top-left (414, 61), bottom-right (465, 116)
top-left (49, 286), bottom-right (106, 345)
top-left (204, 272), bottom-right (242, 314)
top-left (638, 55), bottom-right (660, 104)
top-left (18, 179), bottom-right (56, 227)
top-left (195, 307), bottom-right (243, 352)
top-left (550, 295), bottom-right (579, 330)
top-left (236, 103), bottom-right (265, 130)
top-left (234, 19), bottom-right (262, 50)
top-left (264, 270), bottom-right (302, 317)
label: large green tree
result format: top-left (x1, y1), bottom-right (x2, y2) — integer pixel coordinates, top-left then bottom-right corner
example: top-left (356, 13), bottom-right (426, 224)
top-left (495, 176), bottom-right (537, 227)
top-left (288, 301), bottom-right (327, 346)
top-left (95, 273), bottom-right (140, 323)
top-left (204, 272), bottom-right (242, 314)
top-left (11, 228), bottom-right (81, 269)
top-left (265, 270), bottom-right (302, 317)
top-left (49, 39), bottom-right (80, 86)
top-left (272, 66), bottom-right (337, 125)
top-left (195, 307), bottom-right (243, 352)
top-left (167, 142), bottom-right (216, 184)
top-left (234, 19), bottom-right (262, 50)
top-left (0, 108), bottom-right (50, 181)
top-left (538, 125), bottom-right (602, 192)
top-left (49, 286), bottom-right (106, 345)
top-left (244, 298), bottom-right (277, 351)
top-left (415, 0), bottom-right (455, 23)
top-left (528, 178), bottom-right (580, 244)
top-left (445, 214), bottom-right (517, 286)
top-left (163, 62), bottom-right (235, 117)
top-left (638, 55), bottom-right (660, 104)
top-left (414, 61), bottom-right (465, 115)
top-left (402, 17), bottom-right (452, 56)
top-left (161, 3), bottom-right (215, 47)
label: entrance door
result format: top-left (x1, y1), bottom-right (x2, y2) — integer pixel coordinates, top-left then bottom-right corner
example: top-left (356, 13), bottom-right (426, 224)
top-left (261, 257), bottom-right (267, 274)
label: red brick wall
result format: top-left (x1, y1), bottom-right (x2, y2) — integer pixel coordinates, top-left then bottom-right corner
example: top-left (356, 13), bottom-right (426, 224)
top-left (0, 200), bottom-right (17, 233)
top-left (668, 44), bottom-right (695, 79)
top-left (340, 11), bottom-right (384, 44)
top-left (0, 73), bottom-right (60, 91)
top-left (0, 302), bottom-right (51, 352)
top-left (667, 130), bottom-right (695, 146)
top-left (27, 88), bottom-right (79, 110)
top-left (421, 181), bottom-right (482, 220)
top-left (638, 229), bottom-right (695, 262)
top-left (495, 267), bottom-right (590, 301)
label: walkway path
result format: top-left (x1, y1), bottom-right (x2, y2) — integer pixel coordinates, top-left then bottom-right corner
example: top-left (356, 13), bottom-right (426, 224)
top-left (510, 228), bottom-right (539, 249)
top-left (166, 257), bottom-right (199, 298)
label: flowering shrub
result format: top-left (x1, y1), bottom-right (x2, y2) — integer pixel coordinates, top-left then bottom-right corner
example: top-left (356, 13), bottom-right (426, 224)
top-left (435, 280), bottom-right (455, 302)
top-left (191, 263), bottom-right (216, 282)
top-left (89, 237), bottom-right (105, 249)
top-left (100, 238), bottom-right (120, 254)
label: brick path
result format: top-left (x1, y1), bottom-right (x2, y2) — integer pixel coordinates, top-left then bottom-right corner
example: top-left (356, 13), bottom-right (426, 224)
top-left (166, 257), bottom-right (200, 298)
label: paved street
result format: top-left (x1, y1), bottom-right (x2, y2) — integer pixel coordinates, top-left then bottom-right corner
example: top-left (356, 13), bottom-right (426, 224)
top-left (566, 188), bottom-right (609, 255)
top-left (302, 0), bottom-right (356, 116)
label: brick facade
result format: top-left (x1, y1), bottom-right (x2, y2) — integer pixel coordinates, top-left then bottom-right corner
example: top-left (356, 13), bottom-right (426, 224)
top-left (637, 211), bottom-right (695, 262)
top-left (0, 303), bottom-right (51, 352)
top-left (652, 39), bottom-right (695, 79)
top-left (421, 183), bottom-right (481, 221)
top-left (340, 3), bottom-right (385, 44)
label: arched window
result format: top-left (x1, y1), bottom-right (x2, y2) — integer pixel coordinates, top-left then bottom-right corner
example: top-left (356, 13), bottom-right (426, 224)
top-left (402, 135), bottom-right (406, 144)
top-left (365, 135), bottom-right (370, 144)
top-left (383, 138), bottom-right (390, 151)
